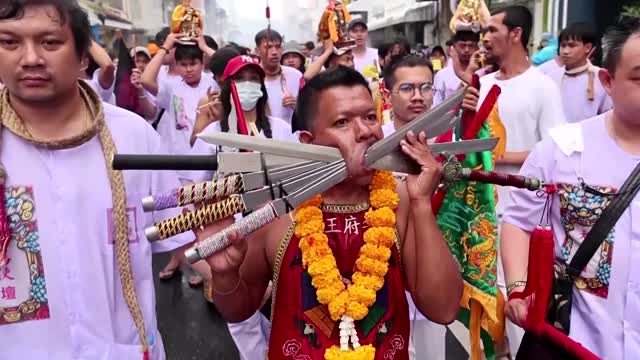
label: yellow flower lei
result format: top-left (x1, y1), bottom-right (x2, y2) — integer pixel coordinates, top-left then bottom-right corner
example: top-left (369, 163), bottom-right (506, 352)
top-left (294, 171), bottom-right (399, 360)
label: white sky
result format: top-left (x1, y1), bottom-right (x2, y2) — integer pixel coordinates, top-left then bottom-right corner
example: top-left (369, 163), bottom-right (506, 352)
top-left (217, 0), bottom-right (286, 19)
top-left (215, 0), bottom-right (319, 45)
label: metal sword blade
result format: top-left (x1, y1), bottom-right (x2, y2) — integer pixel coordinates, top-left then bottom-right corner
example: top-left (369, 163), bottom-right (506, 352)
top-left (269, 162), bottom-right (349, 217)
top-left (183, 161), bottom-right (348, 263)
top-left (430, 137), bottom-right (499, 155)
top-left (200, 90), bottom-right (463, 168)
top-left (364, 87), bottom-right (465, 165)
top-left (369, 137), bottom-right (500, 174)
top-left (214, 137), bottom-right (498, 176)
top-left (197, 132), bottom-right (343, 162)
top-left (240, 161), bottom-right (326, 190)
top-left (202, 116), bottom-right (464, 167)
top-left (241, 161), bottom-right (345, 211)
top-left (216, 152), bottom-right (311, 173)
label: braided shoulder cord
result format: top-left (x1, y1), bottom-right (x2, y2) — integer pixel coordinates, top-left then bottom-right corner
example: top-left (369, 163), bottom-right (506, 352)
top-left (99, 124), bottom-right (149, 358)
top-left (99, 114), bottom-right (149, 360)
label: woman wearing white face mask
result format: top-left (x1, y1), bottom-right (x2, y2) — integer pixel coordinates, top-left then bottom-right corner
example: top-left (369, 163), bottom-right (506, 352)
top-left (187, 55), bottom-right (294, 184)
top-left (185, 55), bottom-right (293, 360)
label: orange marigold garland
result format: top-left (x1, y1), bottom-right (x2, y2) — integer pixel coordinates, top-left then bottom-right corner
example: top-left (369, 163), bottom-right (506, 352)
top-left (294, 171), bottom-right (399, 360)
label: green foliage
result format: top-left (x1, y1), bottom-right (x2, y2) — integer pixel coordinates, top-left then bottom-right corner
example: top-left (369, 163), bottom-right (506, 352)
top-left (622, 4), bottom-right (640, 18)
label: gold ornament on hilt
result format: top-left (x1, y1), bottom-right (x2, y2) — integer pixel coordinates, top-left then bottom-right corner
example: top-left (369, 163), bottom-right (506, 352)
top-left (317, 0), bottom-right (356, 51)
top-left (450, 0), bottom-right (490, 33)
top-left (171, 0), bottom-right (203, 44)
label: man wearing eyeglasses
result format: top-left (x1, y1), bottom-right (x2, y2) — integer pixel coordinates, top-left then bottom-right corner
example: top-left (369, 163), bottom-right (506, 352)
top-left (433, 31), bottom-right (480, 106)
top-left (379, 55), bottom-right (478, 360)
top-left (381, 56), bottom-right (435, 139)
top-left (382, 55), bottom-right (478, 141)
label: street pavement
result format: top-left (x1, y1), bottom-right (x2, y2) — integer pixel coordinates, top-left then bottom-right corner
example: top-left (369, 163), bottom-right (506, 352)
top-left (153, 252), bottom-right (470, 360)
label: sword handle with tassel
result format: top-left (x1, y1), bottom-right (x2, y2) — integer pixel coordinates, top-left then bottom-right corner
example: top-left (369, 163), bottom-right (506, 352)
top-left (142, 175), bottom-right (243, 212)
top-left (441, 154), bottom-right (544, 191)
top-left (145, 195), bottom-right (246, 241)
top-left (465, 169), bottom-right (543, 190)
top-left (185, 202), bottom-right (278, 263)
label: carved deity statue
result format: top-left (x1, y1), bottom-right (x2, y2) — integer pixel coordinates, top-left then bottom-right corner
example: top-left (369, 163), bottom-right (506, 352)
top-left (317, 0), bottom-right (356, 51)
top-left (450, 0), bottom-right (490, 33)
top-left (171, 0), bottom-right (203, 43)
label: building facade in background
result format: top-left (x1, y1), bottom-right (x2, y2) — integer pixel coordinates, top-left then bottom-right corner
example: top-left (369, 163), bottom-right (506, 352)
top-left (345, 0), bottom-right (441, 48)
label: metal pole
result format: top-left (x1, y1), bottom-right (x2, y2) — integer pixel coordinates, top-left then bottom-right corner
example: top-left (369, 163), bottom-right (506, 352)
top-left (552, 0), bottom-right (559, 34)
top-left (562, 0), bottom-right (569, 29)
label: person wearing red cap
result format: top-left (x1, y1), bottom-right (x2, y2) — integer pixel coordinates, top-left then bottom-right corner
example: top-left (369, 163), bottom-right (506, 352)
top-left (187, 55), bottom-right (294, 183)
top-left (186, 55), bottom-right (296, 360)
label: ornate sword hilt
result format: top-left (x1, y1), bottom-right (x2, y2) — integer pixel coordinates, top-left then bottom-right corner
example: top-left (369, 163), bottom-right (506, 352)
top-left (142, 174), bottom-right (244, 212)
top-left (145, 195), bottom-right (246, 241)
top-left (185, 202), bottom-right (278, 263)
top-left (440, 152), bottom-right (545, 191)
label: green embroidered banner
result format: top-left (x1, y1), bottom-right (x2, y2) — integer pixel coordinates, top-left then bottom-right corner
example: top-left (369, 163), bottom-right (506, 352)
top-left (436, 121), bottom-right (501, 359)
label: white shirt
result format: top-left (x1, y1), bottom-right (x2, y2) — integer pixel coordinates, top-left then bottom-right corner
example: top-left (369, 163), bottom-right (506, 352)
top-left (86, 69), bottom-right (115, 105)
top-left (546, 65), bottom-right (613, 123)
top-left (265, 66), bottom-right (302, 125)
top-left (156, 65), bottom-right (181, 89)
top-left (153, 66), bottom-right (218, 124)
top-left (537, 58), bottom-right (563, 76)
top-left (353, 47), bottom-right (379, 75)
top-left (381, 121), bottom-right (395, 138)
top-left (155, 75), bottom-right (218, 155)
top-left (0, 103), bottom-right (193, 360)
top-left (478, 66), bottom-right (566, 214)
top-left (185, 116), bottom-right (294, 184)
top-left (433, 64), bottom-right (462, 106)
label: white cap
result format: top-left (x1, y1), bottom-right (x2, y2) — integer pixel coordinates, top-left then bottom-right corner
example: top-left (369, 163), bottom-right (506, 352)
top-left (130, 46), bottom-right (151, 59)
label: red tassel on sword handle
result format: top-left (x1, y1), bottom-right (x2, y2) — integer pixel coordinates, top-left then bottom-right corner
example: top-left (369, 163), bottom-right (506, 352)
top-left (509, 184), bottom-right (557, 331)
top-left (509, 223), bottom-right (554, 331)
top-left (509, 185), bottom-right (600, 359)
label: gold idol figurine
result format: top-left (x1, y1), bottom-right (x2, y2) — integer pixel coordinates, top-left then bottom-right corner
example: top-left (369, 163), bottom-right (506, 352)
top-left (171, 0), bottom-right (203, 44)
top-left (450, 0), bottom-right (490, 33)
top-left (317, 0), bottom-right (356, 51)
